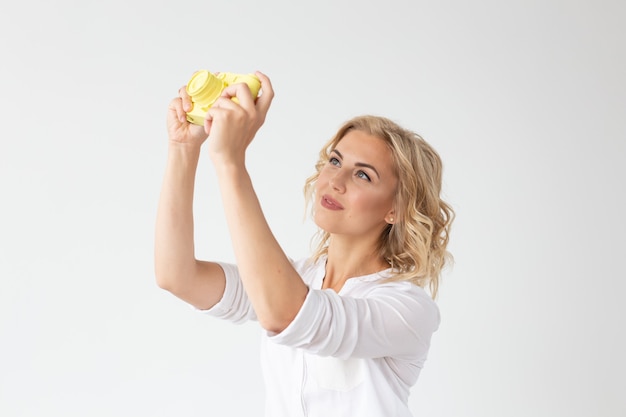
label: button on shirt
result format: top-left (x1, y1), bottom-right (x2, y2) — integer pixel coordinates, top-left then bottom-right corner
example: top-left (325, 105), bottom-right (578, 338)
top-left (198, 257), bottom-right (440, 417)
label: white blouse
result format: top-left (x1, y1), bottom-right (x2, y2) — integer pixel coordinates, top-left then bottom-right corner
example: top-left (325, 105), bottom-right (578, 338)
top-left (198, 257), bottom-right (440, 417)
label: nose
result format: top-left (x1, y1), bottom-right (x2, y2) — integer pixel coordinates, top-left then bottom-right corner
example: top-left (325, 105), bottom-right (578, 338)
top-left (329, 170), bottom-right (347, 193)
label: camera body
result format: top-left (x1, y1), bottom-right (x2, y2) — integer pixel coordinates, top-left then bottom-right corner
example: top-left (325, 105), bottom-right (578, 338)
top-left (185, 70), bottom-right (261, 125)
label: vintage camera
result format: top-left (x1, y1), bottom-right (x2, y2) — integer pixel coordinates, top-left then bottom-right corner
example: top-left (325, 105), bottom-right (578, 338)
top-left (185, 70), bottom-right (261, 125)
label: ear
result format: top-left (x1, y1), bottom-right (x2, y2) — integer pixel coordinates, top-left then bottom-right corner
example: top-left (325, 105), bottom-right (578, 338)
top-left (385, 209), bottom-right (396, 225)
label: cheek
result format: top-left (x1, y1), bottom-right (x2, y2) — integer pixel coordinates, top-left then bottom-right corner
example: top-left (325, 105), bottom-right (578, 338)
top-left (313, 176), bottom-right (324, 196)
top-left (315, 169), bottom-right (331, 190)
top-left (351, 189), bottom-right (394, 215)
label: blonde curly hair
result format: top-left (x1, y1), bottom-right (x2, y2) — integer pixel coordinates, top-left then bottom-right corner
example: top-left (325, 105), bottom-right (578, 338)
top-left (304, 115), bottom-right (454, 298)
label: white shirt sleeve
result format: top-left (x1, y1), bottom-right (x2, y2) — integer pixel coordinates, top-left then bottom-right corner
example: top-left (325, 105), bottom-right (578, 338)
top-left (267, 281), bottom-right (440, 360)
top-left (194, 262), bottom-right (257, 323)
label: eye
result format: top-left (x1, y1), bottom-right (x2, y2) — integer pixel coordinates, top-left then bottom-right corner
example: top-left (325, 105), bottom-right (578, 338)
top-left (329, 157), bottom-right (341, 166)
top-left (356, 170), bottom-right (371, 182)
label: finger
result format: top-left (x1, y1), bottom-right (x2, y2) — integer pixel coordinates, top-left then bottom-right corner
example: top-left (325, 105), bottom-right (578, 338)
top-left (203, 113), bottom-right (213, 135)
top-left (205, 102), bottom-right (234, 122)
top-left (168, 97), bottom-right (186, 123)
top-left (179, 85), bottom-right (193, 112)
top-left (254, 71), bottom-right (275, 115)
top-left (212, 93), bottom-right (245, 113)
top-left (223, 82), bottom-right (256, 108)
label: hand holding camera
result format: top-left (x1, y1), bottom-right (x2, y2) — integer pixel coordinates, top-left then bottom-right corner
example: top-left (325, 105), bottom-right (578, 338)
top-left (166, 69), bottom-right (272, 159)
top-left (185, 70), bottom-right (262, 126)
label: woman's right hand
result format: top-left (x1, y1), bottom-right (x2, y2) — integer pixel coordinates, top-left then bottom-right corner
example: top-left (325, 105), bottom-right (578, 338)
top-left (166, 86), bottom-right (208, 146)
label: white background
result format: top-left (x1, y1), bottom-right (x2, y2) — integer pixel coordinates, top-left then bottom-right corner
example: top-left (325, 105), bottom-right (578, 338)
top-left (1, 0), bottom-right (625, 416)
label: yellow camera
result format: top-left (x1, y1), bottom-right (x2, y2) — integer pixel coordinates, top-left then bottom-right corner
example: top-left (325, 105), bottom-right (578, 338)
top-left (185, 70), bottom-right (261, 125)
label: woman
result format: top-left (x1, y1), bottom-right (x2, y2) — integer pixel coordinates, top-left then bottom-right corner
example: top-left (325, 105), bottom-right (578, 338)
top-left (155, 71), bottom-right (454, 416)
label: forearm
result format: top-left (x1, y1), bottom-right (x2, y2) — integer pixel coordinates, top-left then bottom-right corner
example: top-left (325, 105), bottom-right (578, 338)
top-left (214, 162), bottom-right (308, 332)
top-left (154, 143), bottom-right (201, 289)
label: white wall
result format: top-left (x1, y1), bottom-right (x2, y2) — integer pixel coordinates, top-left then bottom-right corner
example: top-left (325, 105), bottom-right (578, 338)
top-left (1, 0), bottom-right (624, 416)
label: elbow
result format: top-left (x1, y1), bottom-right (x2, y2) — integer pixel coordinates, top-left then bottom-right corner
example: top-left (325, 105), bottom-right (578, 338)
top-left (257, 312), bottom-right (297, 334)
top-left (257, 288), bottom-right (308, 334)
top-left (154, 262), bottom-right (184, 293)
top-left (155, 270), bottom-right (174, 292)
top-left (259, 319), bottom-right (287, 335)
top-left (154, 270), bottom-right (192, 300)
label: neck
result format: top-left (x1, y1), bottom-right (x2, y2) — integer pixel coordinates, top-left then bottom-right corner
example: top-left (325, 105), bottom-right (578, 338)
top-left (322, 235), bottom-right (389, 291)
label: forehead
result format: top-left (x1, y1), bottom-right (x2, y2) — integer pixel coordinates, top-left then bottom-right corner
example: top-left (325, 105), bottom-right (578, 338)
top-left (334, 130), bottom-right (395, 172)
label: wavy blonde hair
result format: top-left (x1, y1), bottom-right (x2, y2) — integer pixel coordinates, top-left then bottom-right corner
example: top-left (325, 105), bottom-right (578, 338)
top-left (304, 115), bottom-right (454, 298)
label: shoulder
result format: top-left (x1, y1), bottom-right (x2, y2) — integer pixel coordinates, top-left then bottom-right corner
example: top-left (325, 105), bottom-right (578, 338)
top-left (358, 278), bottom-right (441, 336)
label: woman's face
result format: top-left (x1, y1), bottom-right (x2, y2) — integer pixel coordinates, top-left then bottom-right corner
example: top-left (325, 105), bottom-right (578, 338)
top-left (314, 130), bottom-right (398, 240)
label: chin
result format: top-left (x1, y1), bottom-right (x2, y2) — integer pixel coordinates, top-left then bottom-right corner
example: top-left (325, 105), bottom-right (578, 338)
top-left (313, 212), bottom-right (339, 234)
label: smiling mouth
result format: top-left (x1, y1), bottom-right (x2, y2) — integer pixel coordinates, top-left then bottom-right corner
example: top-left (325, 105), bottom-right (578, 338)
top-left (321, 195), bottom-right (343, 210)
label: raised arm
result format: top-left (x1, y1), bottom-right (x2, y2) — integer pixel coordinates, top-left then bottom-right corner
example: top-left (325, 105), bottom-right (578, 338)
top-left (205, 72), bottom-right (309, 333)
top-left (154, 88), bottom-right (226, 310)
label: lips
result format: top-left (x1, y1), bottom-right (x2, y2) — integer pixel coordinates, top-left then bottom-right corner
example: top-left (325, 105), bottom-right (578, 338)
top-left (321, 194), bottom-right (344, 210)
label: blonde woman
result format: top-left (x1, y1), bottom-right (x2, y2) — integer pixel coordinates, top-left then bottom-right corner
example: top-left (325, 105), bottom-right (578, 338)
top-left (155, 71), bottom-right (454, 417)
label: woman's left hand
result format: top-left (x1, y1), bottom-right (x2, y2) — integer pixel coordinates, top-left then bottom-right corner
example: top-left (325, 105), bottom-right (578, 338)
top-left (204, 71), bottom-right (274, 166)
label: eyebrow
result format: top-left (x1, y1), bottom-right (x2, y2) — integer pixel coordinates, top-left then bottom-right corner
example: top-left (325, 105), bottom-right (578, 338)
top-left (331, 149), bottom-right (381, 179)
